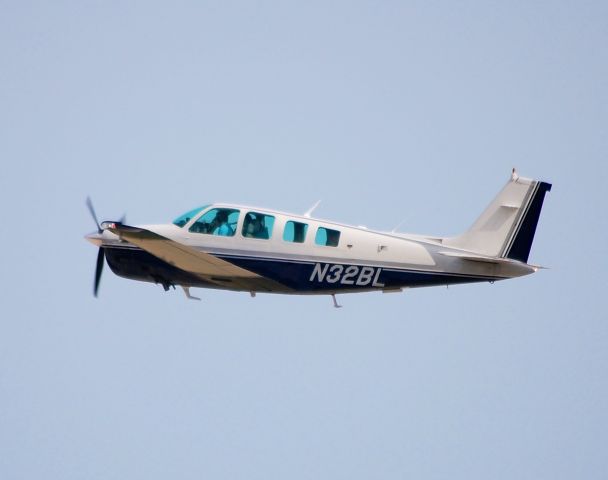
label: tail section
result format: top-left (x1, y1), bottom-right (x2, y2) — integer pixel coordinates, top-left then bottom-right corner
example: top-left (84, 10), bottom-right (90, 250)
top-left (444, 170), bottom-right (552, 263)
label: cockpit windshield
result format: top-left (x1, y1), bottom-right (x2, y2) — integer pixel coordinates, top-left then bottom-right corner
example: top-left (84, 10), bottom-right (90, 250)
top-left (172, 205), bottom-right (209, 228)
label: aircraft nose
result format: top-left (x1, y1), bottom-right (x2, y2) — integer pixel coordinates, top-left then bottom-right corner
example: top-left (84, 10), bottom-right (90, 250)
top-left (85, 231), bottom-right (104, 246)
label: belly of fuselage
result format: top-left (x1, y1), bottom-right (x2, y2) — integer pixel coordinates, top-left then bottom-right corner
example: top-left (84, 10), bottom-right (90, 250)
top-left (103, 246), bottom-right (214, 289)
top-left (103, 246), bottom-right (500, 295)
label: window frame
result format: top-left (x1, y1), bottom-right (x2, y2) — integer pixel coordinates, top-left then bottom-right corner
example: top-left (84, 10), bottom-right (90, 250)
top-left (172, 205), bottom-right (209, 228)
top-left (315, 226), bottom-right (341, 247)
top-left (282, 220), bottom-right (309, 244)
top-left (241, 211), bottom-right (276, 240)
top-left (188, 207), bottom-right (240, 237)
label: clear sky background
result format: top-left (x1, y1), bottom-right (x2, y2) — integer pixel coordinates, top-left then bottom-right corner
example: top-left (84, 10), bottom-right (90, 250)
top-left (1, 1), bottom-right (606, 479)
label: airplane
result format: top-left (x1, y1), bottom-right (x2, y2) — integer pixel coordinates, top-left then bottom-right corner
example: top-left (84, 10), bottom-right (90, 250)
top-left (85, 169), bottom-right (551, 307)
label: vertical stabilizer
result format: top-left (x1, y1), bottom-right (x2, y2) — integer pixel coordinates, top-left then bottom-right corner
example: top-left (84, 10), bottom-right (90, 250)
top-left (444, 171), bottom-right (552, 262)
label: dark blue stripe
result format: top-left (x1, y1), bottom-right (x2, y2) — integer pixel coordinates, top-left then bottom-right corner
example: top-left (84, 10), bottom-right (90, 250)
top-left (103, 246), bottom-right (503, 293)
top-left (217, 254), bottom-right (499, 292)
top-left (505, 181), bottom-right (552, 263)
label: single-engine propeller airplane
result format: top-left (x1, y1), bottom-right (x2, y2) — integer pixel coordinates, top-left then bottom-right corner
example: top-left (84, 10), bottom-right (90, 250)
top-left (85, 170), bottom-right (551, 307)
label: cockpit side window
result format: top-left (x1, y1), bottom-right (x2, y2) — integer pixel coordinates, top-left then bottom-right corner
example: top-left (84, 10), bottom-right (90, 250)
top-left (315, 227), bottom-right (341, 247)
top-left (189, 208), bottom-right (240, 236)
top-left (242, 212), bottom-right (275, 239)
top-left (172, 205), bottom-right (208, 228)
top-left (283, 220), bottom-right (308, 243)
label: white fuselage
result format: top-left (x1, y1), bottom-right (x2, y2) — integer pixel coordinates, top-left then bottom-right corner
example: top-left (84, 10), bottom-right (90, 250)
top-left (88, 203), bottom-right (535, 295)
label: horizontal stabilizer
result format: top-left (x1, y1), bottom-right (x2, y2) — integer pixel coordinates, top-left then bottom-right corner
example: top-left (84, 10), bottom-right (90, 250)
top-left (439, 251), bottom-right (522, 265)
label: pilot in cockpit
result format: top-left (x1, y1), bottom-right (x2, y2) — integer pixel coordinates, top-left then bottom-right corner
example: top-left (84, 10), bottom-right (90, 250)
top-left (212, 210), bottom-right (234, 236)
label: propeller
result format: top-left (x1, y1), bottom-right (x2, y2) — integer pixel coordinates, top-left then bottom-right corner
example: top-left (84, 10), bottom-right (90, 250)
top-left (86, 196), bottom-right (102, 234)
top-left (94, 247), bottom-right (105, 297)
top-left (86, 196), bottom-right (104, 297)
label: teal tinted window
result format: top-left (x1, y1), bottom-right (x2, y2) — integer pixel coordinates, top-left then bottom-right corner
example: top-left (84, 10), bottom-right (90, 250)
top-left (173, 205), bottom-right (208, 227)
top-left (189, 208), bottom-right (240, 236)
top-left (283, 221), bottom-right (308, 243)
top-left (315, 227), bottom-right (340, 247)
top-left (242, 212), bottom-right (275, 239)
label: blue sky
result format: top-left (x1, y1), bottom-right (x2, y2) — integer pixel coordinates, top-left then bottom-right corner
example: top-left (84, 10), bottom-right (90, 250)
top-left (1, 1), bottom-right (606, 479)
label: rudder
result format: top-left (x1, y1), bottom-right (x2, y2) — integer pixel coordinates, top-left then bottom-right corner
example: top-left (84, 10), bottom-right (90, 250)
top-left (501, 180), bottom-right (552, 262)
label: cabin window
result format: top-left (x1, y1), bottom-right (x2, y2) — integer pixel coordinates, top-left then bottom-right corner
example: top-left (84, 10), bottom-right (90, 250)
top-left (173, 205), bottom-right (209, 228)
top-left (283, 221), bottom-right (308, 243)
top-left (242, 212), bottom-right (275, 239)
top-left (189, 208), bottom-right (240, 236)
top-left (315, 227), bottom-right (340, 247)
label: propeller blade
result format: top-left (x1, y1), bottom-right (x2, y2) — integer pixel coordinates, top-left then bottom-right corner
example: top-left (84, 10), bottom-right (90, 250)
top-left (94, 247), bottom-right (105, 297)
top-left (86, 196), bottom-right (102, 234)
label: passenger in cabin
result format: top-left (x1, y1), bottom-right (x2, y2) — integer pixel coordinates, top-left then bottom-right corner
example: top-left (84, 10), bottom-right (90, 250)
top-left (243, 213), bottom-right (255, 237)
top-left (212, 210), bottom-right (234, 236)
top-left (243, 213), bottom-right (265, 238)
top-left (326, 229), bottom-right (340, 247)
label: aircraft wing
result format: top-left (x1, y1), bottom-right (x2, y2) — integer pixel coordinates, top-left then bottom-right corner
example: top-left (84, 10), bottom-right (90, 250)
top-left (104, 223), bottom-right (287, 292)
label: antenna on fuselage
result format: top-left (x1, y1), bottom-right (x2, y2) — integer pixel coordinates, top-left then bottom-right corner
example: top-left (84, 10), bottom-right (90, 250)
top-left (304, 200), bottom-right (321, 218)
top-left (391, 218), bottom-right (408, 233)
top-left (331, 294), bottom-right (342, 308)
